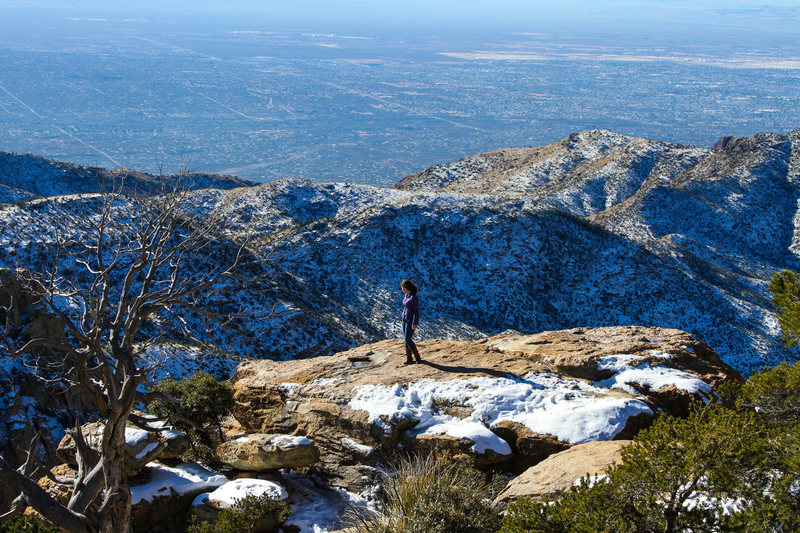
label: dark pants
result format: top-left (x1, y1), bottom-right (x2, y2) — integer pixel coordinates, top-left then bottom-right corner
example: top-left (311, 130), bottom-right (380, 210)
top-left (403, 320), bottom-right (420, 361)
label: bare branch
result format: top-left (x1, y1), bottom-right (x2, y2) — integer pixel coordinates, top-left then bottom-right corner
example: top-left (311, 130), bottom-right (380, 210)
top-left (0, 454), bottom-right (94, 533)
top-left (134, 391), bottom-right (180, 405)
top-left (1, 177), bottom-right (277, 531)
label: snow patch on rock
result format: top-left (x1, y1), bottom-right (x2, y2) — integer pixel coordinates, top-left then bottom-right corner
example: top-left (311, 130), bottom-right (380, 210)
top-left (348, 372), bottom-right (656, 446)
top-left (131, 463), bottom-right (227, 505)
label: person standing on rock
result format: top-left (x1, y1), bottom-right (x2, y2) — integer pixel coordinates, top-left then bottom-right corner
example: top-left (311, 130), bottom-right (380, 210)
top-left (401, 279), bottom-right (422, 364)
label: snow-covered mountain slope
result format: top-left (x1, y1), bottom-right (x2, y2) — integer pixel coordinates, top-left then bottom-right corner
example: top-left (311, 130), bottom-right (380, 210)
top-left (184, 129), bottom-right (800, 375)
top-left (0, 151), bottom-right (257, 201)
top-left (395, 129), bottom-right (710, 217)
top-left (1, 129), bottom-right (799, 375)
top-left (0, 195), bottom-right (363, 360)
top-left (595, 133), bottom-right (799, 263)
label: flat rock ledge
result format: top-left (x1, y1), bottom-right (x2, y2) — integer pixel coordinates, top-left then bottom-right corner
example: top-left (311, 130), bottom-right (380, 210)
top-left (231, 326), bottom-right (741, 491)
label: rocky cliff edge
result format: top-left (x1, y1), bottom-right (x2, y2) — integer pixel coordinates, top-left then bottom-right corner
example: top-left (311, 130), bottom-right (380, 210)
top-left (230, 325), bottom-right (740, 491)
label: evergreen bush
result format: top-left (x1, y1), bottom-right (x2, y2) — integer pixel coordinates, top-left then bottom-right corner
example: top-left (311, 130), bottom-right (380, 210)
top-left (739, 360), bottom-right (800, 425)
top-left (500, 475), bottom-right (627, 533)
top-left (0, 515), bottom-right (60, 533)
top-left (148, 370), bottom-right (235, 454)
top-left (769, 269), bottom-right (800, 347)
top-left (187, 493), bottom-right (290, 533)
top-left (341, 454), bottom-right (502, 533)
top-left (500, 406), bottom-right (790, 533)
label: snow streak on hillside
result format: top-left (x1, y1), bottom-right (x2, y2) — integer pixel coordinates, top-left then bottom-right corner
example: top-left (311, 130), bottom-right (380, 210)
top-left (185, 129), bottom-right (800, 375)
top-left (1, 129), bottom-right (799, 375)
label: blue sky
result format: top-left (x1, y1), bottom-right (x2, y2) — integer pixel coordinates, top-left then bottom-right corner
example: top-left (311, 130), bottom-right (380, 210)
top-left (1, 1), bottom-right (798, 41)
top-left (3, 0), bottom-right (800, 25)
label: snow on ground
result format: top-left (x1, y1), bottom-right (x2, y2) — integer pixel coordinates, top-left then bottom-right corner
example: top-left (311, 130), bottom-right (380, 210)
top-left (510, 393), bottom-right (651, 444)
top-left (349, 355), bottom-right (708, 448)
top-left (423, 419), bottom-right (512, 454)
top-left (141, 417), bottom-right (184, 440)
top-left (341, 437), bottom-right (375, 457)
top-left (77, 420), bottom-right (179, 450)
top-left (682, 492), bottom-right (746, 516)
top-left (596, 354), bottom-right (713, 399)
top-left (135, 442), bottom-right (161, 460)
top-left (280, 470), bottom-right (379, 533)
top-left (130, 463), bottom-right (227, 505)
top-left (124, 427), bottom-right (151, 447)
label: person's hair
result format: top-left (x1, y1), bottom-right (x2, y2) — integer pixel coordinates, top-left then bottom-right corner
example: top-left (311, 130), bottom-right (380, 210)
top-left (402, 279), bottom-right (418, 295)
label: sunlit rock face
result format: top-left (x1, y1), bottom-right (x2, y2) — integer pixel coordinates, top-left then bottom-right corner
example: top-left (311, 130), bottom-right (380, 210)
top-left (230, 326), bottom-right (740, 490)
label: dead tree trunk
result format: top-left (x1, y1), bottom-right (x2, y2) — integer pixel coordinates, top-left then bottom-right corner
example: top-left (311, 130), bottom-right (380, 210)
top-left (0, 182), bottom-right (271, 531)
top-left (98, 406), bottom-right (132, 533)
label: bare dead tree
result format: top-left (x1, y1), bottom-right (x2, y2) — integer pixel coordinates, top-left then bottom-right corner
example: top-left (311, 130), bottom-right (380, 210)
top-left (0, 181), bottom-right (272, 532)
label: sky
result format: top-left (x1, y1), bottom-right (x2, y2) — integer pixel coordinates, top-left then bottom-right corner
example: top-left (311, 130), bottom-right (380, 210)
top-left (2, 0), bottom-right (800, 33)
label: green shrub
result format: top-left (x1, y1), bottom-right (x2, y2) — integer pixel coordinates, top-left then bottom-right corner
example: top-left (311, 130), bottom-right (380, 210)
top-left (0, 515), bottom-right (60, 533)
top-left (501, 406), bottom-right (781, 533)
top-left (769, 269), bottom-right (800, 347)
top-left (148, 370), bottom-right (235, 454)
top-left (501, 476), bottom-right (629, 533)
top-left (187, 493), bottom-right (290, 533)
top-left (727, 420), bottom-right (800, 532)
top-left (611, 406), bottom-right (768, 532)
top-left (341, 454), bottom-right (502, 533)
top-left (713, 377), bottom-right (743, 407)
top-left (739, 360), bottom-right (800, 425)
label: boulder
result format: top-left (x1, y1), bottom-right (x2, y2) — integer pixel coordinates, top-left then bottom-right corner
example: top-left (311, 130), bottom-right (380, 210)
top-left (37, 464), bottom-right (78, 507)
top-left (157, 426), bottom-right (192, 460)
top-left (415, 428), bottom-right (511, 468)
top-left (129, 462), bottom-right (227, 533)
top-left (494, 440), bottom-right (631, 505)
top-left (491, 421), bottom-right (570, 472)
top-left (190, 478), bottom-right (289, 532)
top-left (57, 421), bottom-right (104, 466)
top-left (214, 434), bottom-right (319, 472)
top-left (57, 419), bottom-right (188, 476)
top-left (230, 326), bottom-right (740, 491)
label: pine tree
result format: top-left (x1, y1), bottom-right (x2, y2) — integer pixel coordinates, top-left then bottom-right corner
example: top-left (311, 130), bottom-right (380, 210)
top-left (769, 269), bottom-right (800, 347)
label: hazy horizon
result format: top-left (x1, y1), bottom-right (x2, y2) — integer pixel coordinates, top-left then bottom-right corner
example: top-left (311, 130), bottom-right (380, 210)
top-left (0, 1), bottom-right (798, 184)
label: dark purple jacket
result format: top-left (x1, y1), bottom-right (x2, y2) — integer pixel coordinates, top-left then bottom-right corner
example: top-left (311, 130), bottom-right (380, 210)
top-left (402, 293), bottom-right (420, 326)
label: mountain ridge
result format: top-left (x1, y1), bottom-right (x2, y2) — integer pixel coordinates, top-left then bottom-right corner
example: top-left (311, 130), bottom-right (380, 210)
top-left (0, 150), bottom-right (258, 203)
top-left (1, 128), bottom-right (799, 375)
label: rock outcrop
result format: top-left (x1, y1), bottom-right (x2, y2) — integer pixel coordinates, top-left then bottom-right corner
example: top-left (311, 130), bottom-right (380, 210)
top-left (494, 440), bottom-right (631, 506)
top-left (230, 326), bottom-right (740, 490)
top-left (56, 419), bottom-right (190, 477)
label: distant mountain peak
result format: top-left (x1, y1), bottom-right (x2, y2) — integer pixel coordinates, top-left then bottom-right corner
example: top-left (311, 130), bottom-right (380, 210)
top-left (394, 129), bottom-right (709, 218)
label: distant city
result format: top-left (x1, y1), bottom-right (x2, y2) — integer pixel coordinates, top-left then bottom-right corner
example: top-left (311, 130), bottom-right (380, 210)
top-left (0, 12), bottom-right (799, 187)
